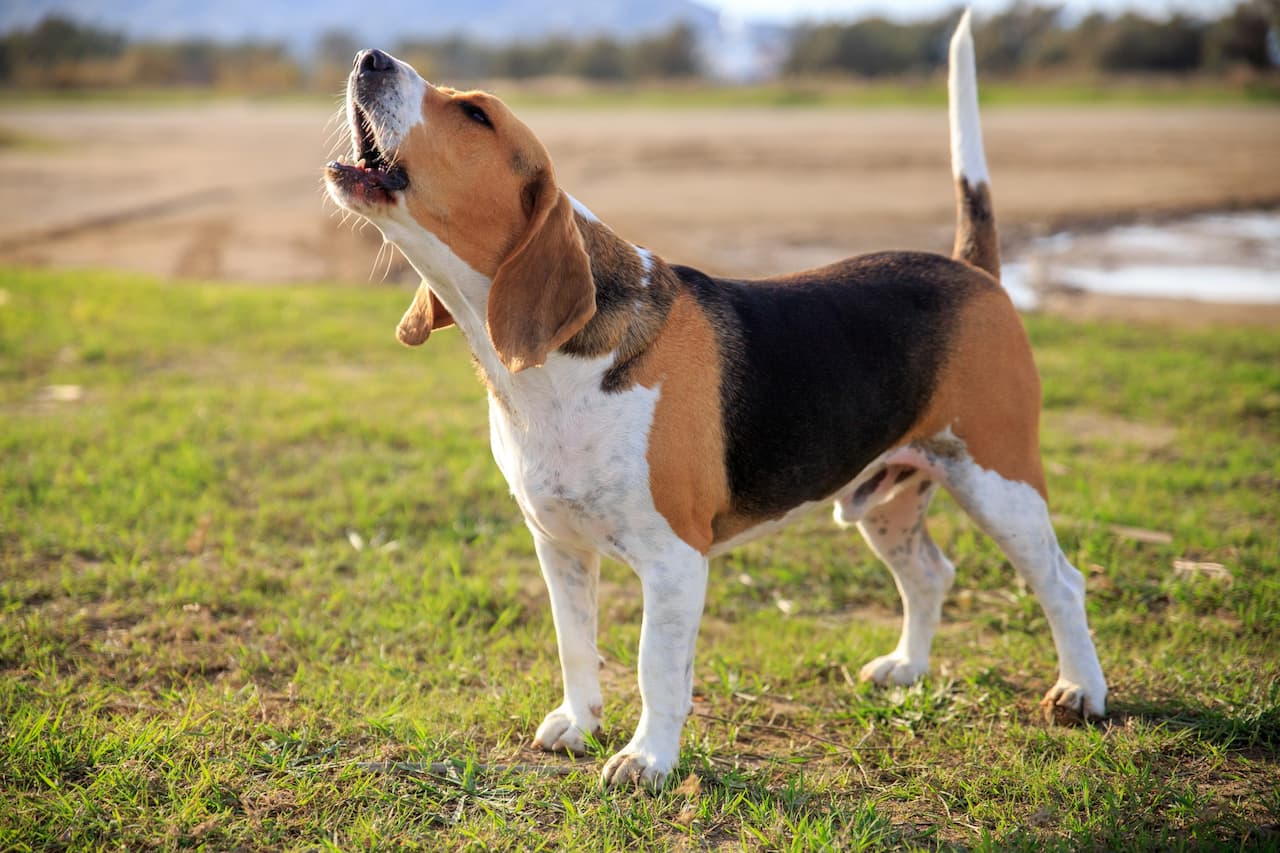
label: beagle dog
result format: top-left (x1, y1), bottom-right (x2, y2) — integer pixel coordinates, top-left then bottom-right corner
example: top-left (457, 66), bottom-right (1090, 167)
top-left (325, 11), bottom-right (1107, 789)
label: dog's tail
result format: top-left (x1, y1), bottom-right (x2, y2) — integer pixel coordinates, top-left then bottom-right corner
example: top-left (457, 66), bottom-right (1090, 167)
top-left (948, 9), bottom-right (1000, 280)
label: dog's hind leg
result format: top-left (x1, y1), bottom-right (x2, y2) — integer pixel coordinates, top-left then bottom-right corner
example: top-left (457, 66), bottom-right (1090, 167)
top-left (843, 477), bottom-right (955, 686)
top-left (938, 452), bottom-right (1107, 721)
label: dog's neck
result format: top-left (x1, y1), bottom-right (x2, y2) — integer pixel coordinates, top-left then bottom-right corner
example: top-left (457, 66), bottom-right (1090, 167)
top-left (560, 208), bottom-right (678, 394)
top-left (386, 197), bottom-right (680, 415)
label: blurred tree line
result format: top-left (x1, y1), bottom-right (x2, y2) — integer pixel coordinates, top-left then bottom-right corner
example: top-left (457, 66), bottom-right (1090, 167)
top-left (787, 1), bottom-right (1278, 76)
top-left (0, 2), bottom-right (1275, 93)
top-left (389, 26), bottom-right (700, 82)
top-left (0, 16), bottom-right (300, 90)
top-left (308, 26), bottom-right (701, 90)
top-left (0, 16), bottom-right (700, 91)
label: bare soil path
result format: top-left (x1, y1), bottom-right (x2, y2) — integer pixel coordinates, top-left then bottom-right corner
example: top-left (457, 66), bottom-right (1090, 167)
top-left (3, 100), bottom-right (1277, 321)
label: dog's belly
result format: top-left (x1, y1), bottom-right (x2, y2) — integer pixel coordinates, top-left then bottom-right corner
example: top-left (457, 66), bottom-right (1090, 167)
top-left (708, 443), bottom-right (931, 558)
top-left (708, 494), bottom-right (831, 558)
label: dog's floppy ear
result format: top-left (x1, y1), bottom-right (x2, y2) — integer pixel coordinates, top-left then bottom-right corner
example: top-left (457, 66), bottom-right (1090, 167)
top-left (396, 280), bottom-right (454, 346)
top-left (486, 171), bottom-right (595, 373)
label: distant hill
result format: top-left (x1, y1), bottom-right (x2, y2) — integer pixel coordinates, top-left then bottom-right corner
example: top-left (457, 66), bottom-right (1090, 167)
top-left (0, 0), bottom-right (725, 51)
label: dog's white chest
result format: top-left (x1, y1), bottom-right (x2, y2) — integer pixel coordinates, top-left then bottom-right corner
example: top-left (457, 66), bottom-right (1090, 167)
top-left (487, 357), bottom-right (667, 557)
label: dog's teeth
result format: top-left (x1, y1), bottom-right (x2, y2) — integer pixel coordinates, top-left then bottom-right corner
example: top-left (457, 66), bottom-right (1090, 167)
top-left (357, 158), bottom-right (367, 169)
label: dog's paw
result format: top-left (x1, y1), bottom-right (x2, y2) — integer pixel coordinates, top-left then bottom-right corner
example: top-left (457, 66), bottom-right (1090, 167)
top-left (532, 706), bottom-right (601, 755)
top-left (1040, 678), bottom-right (1107, 725)
top-left (858, 652), bottom-right (928, 686)
top-left (600, 744), bottom-right (676, 790)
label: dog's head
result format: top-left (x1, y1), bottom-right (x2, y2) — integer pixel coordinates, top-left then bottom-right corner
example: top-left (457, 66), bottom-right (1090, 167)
top-left (325, 49), bottom-right (595, 372)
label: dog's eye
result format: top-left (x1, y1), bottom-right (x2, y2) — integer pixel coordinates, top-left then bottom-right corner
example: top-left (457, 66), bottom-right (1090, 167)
top-left (460, 102), bottom-right (491, 128)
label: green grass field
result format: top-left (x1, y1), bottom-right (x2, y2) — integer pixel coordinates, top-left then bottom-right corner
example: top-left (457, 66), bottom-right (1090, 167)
top-left (2, 267), bottom-right (1277, 850)
top-left (2, 76), bottom-right (1278, 110)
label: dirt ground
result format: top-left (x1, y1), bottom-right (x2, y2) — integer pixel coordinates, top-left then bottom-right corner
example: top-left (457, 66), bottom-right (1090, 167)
top-left (2, 100), bottom-right (1278, 323)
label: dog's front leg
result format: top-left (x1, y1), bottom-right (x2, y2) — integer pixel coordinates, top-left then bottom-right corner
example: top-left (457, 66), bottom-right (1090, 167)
top-left (530, 533), bottom-right (604, 756)
top-left (602, 543), bottom-right (708, 790)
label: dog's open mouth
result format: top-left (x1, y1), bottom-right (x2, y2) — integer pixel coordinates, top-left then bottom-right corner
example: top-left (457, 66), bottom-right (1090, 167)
top-left (326, 101), bottom-right (408, 201)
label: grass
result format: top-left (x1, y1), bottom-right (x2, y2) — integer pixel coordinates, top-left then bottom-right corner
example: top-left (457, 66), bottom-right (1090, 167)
top-left (1, 75), bottom-right (1277, 110)
top-left (0, 126), bottom-right (60, 151)
top-left (502, 77), bottom-right (1280, 109)
top-left (2, 266), bottom-right (1278, 850)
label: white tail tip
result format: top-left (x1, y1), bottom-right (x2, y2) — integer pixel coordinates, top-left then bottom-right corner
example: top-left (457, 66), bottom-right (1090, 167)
top-left (948, 8), bottom-right (989, 184)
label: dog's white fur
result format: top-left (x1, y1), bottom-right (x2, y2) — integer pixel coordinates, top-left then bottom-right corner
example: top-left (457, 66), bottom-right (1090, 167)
top-left (949, 9), bottom-right (989, 185)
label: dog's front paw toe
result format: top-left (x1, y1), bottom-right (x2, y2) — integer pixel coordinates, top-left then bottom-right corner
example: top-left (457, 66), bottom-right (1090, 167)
top-left (601, 747), bottom-right (674, 790)
top-left (859, 653), bottom-right (928, 686)
top-left (533, 707), bottom-right (600, 755)
top-left (1040, 679), bottom-right (1106, 724)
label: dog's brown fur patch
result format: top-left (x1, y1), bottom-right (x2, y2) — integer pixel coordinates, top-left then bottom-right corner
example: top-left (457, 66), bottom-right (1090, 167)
top-left (634, 290), bottom-right (729, 554)
top-left (398, 87), bottom-right (552, 277)
top-left (906, 282), bottom-right (1046, 498)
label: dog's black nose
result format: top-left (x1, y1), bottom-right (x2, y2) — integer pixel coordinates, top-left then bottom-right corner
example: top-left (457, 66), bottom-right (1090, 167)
top-left (355, 49), bottom-right (394, 74)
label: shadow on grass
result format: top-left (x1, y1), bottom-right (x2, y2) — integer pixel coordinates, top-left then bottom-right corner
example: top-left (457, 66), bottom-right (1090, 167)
top-left (1107, 697), bottom-right (1280, 754)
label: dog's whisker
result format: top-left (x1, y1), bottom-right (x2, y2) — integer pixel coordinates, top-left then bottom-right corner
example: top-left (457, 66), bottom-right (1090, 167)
top-left (381, 242), bottom-right (398, 282)
top-left (369, 240), bottom-right (393, 282)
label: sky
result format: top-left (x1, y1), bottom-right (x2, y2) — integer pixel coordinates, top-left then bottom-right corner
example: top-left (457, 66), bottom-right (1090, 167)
top-left (707, 0), bottom-right (1238, 24)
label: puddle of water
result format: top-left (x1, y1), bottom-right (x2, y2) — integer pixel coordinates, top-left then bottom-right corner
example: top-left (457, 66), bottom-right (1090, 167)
top-left (1003, 210), bottom-right (1280, 309)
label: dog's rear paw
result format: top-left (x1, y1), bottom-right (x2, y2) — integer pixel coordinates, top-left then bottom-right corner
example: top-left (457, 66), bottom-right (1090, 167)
top-left (1040, 679), bottom-right (1107, 725)
top-left (859, 652), bottom-right (928, 686)
top-left (601, 744), bottom-right (675, 790)
top-left (533, 705), bottom-right (601, 755)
